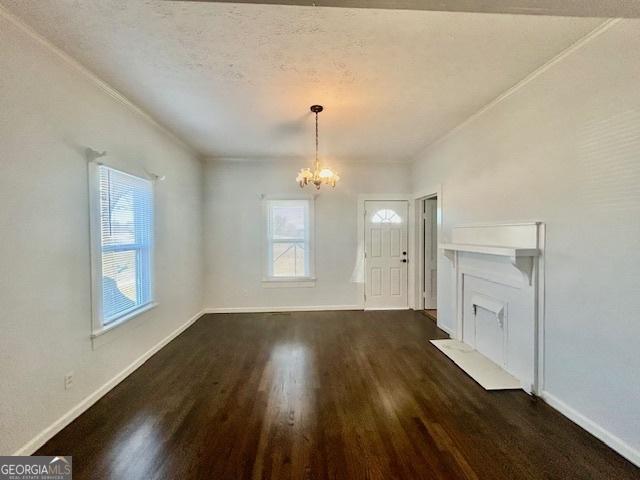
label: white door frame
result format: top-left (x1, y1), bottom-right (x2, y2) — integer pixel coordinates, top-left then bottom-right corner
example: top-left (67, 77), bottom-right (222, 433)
top-left (412, 185), bottom-right (444, 316)
top-left (421, 196), bottom-right (438, 310)
top-left (357, 194), bottom-right (413, 309)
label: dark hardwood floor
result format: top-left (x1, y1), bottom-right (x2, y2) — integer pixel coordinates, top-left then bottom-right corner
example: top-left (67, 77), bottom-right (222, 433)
top-left (36, 311), bottom-right (638, 479)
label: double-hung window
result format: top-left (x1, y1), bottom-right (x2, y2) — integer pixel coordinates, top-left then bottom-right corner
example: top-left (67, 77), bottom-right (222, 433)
top-left (264, 199), bottom-right (314, 281)
top-left (90, 164), bottom-right (154, 335)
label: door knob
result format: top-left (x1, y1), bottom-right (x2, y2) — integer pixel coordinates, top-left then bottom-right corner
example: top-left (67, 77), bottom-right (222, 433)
top-left (402, 251), bottom-right (407, 255)
top-left (402, 259), bottom-right (407, 263)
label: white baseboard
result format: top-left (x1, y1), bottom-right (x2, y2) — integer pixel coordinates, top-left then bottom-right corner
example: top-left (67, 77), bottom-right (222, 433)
top-left (203, 305), bottom-right (363, 314)
top-left (437, 322), bottom-right (455, 337)
top-left (364, 307), bottom-right (410, 311)
top-left (12, 310), bottom-right (205, 456)
top-left (408, 308), bottom-right (456, 337)
top-left (541, 391), bottom-right (640, 467)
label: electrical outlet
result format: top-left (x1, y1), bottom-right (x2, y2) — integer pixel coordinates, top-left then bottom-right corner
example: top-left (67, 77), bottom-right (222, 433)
top-left (64, 372), bottom-right (74, 390)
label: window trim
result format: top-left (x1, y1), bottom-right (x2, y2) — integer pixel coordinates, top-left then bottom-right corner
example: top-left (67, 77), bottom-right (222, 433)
top-left (262, 195), bottom-right (316, 284)
top-left (88, 162), bottom-right (156, 339)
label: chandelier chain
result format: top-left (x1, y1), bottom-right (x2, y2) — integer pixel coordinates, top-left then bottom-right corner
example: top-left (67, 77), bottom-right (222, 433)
top-left (315, 111), bottom-right (319, 170)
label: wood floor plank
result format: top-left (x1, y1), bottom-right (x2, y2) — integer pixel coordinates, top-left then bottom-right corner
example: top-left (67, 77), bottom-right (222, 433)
top-left (35, 310), bottom-right (638, 479)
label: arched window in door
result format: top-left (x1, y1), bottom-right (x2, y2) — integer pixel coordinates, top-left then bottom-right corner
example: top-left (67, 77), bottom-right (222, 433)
top-left (371, 209), bottom-right (402, 224)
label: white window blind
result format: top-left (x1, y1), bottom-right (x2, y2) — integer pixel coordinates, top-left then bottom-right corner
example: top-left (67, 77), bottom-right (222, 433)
top-left (94, 165), bottom-right (154, 327)
top-left (265, 199), bottom-right (313, 279)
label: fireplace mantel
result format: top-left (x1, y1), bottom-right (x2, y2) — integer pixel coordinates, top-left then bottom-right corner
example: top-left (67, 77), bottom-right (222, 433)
top-left (441, 242), bottom-right (539, 284)
top-left (440, 242), bottom-right (538, 257)
top-left (440, 222), bottom-right (542, 285)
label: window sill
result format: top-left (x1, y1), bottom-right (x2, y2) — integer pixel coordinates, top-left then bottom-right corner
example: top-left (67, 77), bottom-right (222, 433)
top-left (262, 277), bottom-right (316, 288)
top-left (91, 302), bottom-right (158, 349)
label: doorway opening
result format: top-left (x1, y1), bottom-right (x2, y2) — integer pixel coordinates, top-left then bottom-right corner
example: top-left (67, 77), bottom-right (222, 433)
top-left (422, 196), bottom-right (438, 322)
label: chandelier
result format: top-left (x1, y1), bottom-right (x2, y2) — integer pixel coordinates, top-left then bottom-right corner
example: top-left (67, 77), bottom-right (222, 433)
top-left (296, 105), bottom-right (340, 189)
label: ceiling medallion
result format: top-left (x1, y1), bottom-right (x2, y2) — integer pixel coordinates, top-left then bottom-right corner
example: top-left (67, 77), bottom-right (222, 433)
top-left (296, 105), bottom-right (340, 190)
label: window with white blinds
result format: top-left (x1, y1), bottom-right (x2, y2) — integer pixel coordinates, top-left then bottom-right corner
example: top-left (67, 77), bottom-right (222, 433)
top-left (91, 165), bottom-right (154, 332)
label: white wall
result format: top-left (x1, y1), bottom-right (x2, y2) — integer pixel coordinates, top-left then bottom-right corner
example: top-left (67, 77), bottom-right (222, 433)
top-left (411, 19), bottom-right (640, 464)
top-left (0, 12), bottom-right (204, 454)
top-left (204, 160), bottom-right (410, 310)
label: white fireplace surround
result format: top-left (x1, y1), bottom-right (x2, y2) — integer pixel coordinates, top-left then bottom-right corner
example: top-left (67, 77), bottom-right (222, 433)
top-left (442, 222), bottom-right (545, 394)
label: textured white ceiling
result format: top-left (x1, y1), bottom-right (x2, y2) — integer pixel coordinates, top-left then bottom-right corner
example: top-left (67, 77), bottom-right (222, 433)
top-left (2, 1), bottom-right (603, 162)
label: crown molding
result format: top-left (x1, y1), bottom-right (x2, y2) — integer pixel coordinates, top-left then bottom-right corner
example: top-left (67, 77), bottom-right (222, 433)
top-left (0, 5), bottom-right (200, 158)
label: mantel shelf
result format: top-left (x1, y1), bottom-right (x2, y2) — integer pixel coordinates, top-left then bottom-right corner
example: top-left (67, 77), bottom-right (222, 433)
top-left (440, 243), bottom-right (539, 258)
top-left (440, 243), bottom-right (539, 285)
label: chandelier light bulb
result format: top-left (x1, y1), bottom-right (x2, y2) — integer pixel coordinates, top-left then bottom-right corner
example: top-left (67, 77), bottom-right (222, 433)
top-left (319, 168), bottom-right (334, 178)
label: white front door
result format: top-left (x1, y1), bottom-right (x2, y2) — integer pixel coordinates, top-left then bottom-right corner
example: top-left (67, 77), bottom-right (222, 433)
top-left (364, 200), bottom-right (408, 309)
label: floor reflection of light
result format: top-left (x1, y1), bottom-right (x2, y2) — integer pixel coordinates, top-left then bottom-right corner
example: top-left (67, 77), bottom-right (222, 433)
top-left (251, 342), bottom-right (317, 477)
top-left (376, 381), bottom-right (413, 419)
top-left (266, 342), bottom-right (315, 393)
top-left (104, 412), bottom-right (163, 478)
top-left (257, 343), bottom-right (316, 436)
